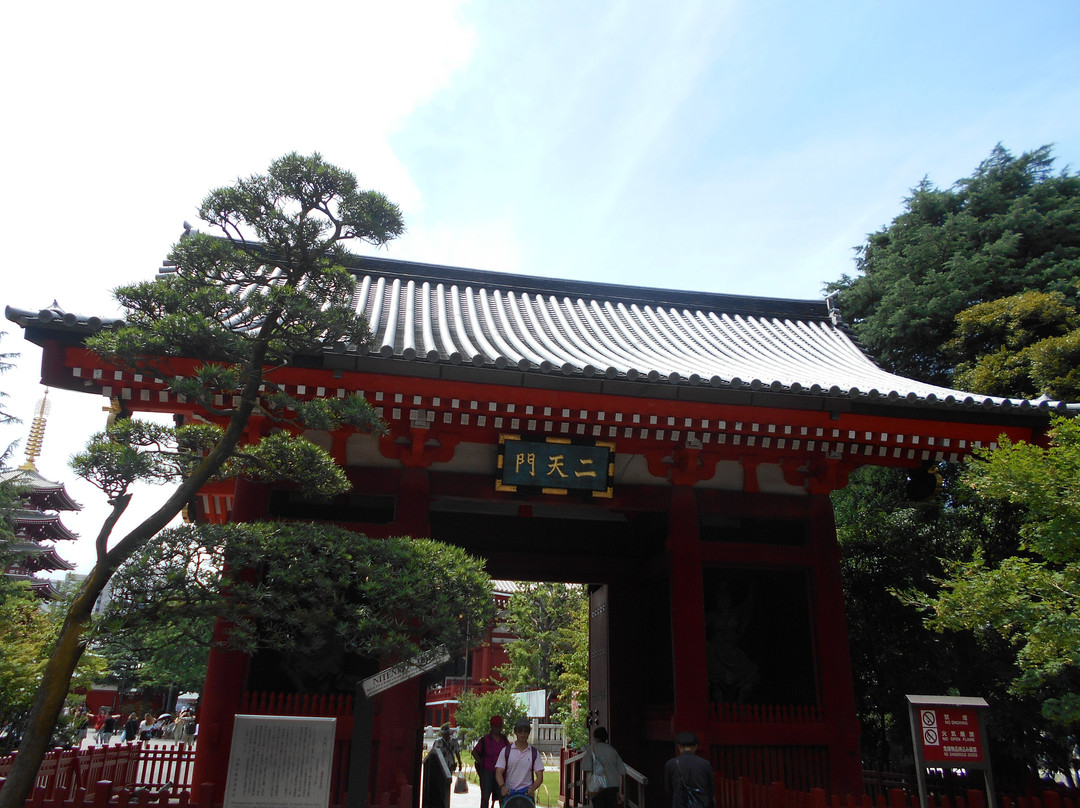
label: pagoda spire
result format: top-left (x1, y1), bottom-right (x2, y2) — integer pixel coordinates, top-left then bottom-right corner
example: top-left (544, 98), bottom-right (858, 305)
top-left (19, 389), bottom-right (49, 471)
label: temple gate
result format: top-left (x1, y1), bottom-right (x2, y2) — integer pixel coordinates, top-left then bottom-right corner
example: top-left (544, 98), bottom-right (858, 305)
top-left (8, 254), bottom-right (1059, 806)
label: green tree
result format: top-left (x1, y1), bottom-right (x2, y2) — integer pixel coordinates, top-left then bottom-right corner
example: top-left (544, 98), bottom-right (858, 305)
top-left (500, 583), bottom-right (587, 696)
top-left (826, 144), bottom-right (1080, 784)
top-left (103, 522), bottom-right (493, 693)
top-left (0, 584), bottom-right (105, 753)
top-left (549, 594), bottom-right (589, 749)
top-left (833, 466), bottom-right (1052, 783)
top-left (498, 582), bottom-right (589, 743)
top-left (918, 418), bottom-right (1080, 726)
top-left (947, 289), bottom-right (1080, 400)
top-left (828, 144), bottom-right (1080, 386)
top-left (0, 153), bottom-right (406, 808)
top-left (455, 689), bottom-right (528, 748)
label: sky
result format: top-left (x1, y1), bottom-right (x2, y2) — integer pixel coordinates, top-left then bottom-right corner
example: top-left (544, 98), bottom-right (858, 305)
top-left (2, 0), bottom-right (1079, 574)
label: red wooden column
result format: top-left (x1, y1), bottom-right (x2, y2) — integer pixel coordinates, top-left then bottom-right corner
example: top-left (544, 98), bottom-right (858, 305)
top-left (808, 495), bottom-right (863, 794)
top-left (369, 465), bottom-right (431, 807)
top-left (667, 485), bottom-right (709, 744)
top-left (190, 476), bottom-right (269, 803)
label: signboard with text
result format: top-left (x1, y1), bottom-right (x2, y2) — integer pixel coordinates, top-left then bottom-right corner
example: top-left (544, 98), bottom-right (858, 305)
top-left (496, 436), bottom-right (614, 497)
top-left (906, 695), bottom-right (996, 808)
top-left (916, 705), bottom-right (984, 764)
top-left (224, 715), bottom-right (336, 808)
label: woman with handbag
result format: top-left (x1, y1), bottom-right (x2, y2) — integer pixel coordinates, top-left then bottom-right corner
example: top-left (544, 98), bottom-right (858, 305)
top-left (582, 726), bottom-right (626, 808)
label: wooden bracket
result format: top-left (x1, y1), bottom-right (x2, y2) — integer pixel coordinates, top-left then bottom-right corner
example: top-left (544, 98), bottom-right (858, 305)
top-left (644, 446), bottom-right (720, 486)
top-left (378, 430), bottom-right (461, 469)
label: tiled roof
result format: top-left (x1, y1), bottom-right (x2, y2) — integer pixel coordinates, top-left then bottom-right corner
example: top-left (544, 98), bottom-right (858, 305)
top-left (339, 256), bottom-right (1073, 414)
top-left (12, 509), bottom-right (78, 541)
top-left (0, 469), bottom-right (82, 511)
top-left (6, 253), bottom-right (1076, 415)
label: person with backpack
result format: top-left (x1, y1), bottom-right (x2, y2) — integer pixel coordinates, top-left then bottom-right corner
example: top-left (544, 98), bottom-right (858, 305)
top-left (473, 715), bottom-right (510, 808)
top-left (495, 718), bottom-right (544, 804)
top-left (663, 731), bottom-right (715, 808)
top-left (582, 726), bottom-right (626, 808)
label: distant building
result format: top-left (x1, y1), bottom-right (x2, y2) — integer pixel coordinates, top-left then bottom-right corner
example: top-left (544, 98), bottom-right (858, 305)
top-left (1, 391), bottom-right (80, 599)
top-left (424, 580), bottom-right (518, 727)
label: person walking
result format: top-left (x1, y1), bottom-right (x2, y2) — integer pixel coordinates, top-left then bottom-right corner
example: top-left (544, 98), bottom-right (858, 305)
top-left (93, 708), bottom-right (108, 745)
top-left (473, 715), bottom-right (510, 808)
top-left (664, 732), bottom-right (715, 808)
top-left (433, 722), bottom-right (463, 772)
top-left (495, 718), bottom-right (544, 805)
top-left (124, 712), bottom-right (139, 742)
top-left (582, 726), bottom-right (626, 808)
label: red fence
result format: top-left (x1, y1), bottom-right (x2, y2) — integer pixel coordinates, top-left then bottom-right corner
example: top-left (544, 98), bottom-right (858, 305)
top-left (716, 775), bottom-right (1080, 808)
top-left (17, 781), bottom-right (212, 808)
top-left (0, 745), bottom-right (143, 801)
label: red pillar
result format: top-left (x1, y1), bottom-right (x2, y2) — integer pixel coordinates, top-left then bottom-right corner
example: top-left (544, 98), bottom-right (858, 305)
top-left (667, 485), bottom-right (709, 744)
top-left (396, 467), bottom-right (431, 537)
top-left (370, 466), bottom-right (430, 808)
top-left (190, 477), bottom-right (269, 803)
top-left (808, 496), bottom-right (863, 793)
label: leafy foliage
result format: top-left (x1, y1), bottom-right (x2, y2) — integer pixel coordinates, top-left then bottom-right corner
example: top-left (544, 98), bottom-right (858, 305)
top-left (947, 289), bottom-right (1080, 400)
top-left (499, 583), bottom-right (588, 696)
top-left (455, 689), bottom-right (528, 748)
top-left (104, 523), bottom-right (494, 693)
top-left (828, 144), bottom-right (1080, 386)
top-left (0, 584), bottom-right (105, 754)
top-left (833, 466), bottom-right (1044, 779)
top-left (827, 143), bottom-right (1080, 786)
top-left (0, 154), bottom-right (404, 808)
top-left (917, 418), bottom-right (1080, 724)
top-left (496, 583), bottom-right (589, 745)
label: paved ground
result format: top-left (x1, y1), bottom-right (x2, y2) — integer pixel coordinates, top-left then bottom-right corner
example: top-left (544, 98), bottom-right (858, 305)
top-left (449, 769), bottom-right (478, 808)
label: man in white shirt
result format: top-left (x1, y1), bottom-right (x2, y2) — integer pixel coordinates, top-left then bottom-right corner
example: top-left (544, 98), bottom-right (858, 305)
top-left (495, 718), bottom-right (544, 802)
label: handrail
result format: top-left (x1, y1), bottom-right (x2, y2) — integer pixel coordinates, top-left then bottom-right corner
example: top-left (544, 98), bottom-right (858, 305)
top-left (561, 750), bottom-right (647, 808)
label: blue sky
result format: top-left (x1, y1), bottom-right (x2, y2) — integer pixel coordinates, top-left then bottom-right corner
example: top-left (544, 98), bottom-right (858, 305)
top-left (2, 0), bottom-right (1078, 571)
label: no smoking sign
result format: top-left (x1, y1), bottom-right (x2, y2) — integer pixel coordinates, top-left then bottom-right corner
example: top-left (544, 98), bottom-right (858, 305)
top-left (921, 709), bottom-right (940, 747)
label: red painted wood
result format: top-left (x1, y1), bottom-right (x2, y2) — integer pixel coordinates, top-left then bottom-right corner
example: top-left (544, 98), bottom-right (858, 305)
top-left (667, 486), bottom-right (709, 745)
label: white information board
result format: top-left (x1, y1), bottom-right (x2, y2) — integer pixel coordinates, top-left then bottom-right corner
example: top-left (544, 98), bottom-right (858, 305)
top-left (224, 715), bottom-right (337, 808)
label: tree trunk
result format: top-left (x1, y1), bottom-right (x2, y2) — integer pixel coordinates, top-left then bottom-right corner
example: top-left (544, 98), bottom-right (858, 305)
top-left (0, 576), bottom-right (98, 808)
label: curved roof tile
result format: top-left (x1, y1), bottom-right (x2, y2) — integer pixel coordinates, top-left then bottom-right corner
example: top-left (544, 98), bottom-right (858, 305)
top-left (341, 263), bottom-right (1072, 413)
top-left (6, 252), bottom-right (1077, 416)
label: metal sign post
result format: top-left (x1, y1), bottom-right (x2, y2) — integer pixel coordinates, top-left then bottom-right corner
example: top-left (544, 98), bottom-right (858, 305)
top-left (906, 695), bottom-right (996, 808)
top-left (348, 647), bottom-right (452, 808)
top-left (361, 647), bottom-right (451, 698)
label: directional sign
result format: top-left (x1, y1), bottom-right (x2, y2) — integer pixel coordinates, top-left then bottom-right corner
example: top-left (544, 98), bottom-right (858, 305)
top-left (361, 646), bottom-right (450, 697)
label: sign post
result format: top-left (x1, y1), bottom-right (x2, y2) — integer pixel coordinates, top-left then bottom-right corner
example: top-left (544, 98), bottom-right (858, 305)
top-left (224, 715), bottom-right (337, 808)
top-left (906, 695), bottom-right (996, 808)
top-left (348, 647), bottom-right (452, 808)
top-left (361, 646), bottom-right (451, 698)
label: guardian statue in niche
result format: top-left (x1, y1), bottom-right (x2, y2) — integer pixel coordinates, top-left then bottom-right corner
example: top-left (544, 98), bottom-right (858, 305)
top-left (706, 582), bottom-right (759, 703)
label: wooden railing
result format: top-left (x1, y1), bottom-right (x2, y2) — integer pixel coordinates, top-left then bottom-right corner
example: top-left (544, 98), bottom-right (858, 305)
top-left (0, 745), bottom-right (143, 800)
top-left (15, 781), bottom-right (211, 808)
top-left (561, 749), bottom-right (648, 808)
top-left (0, 742), bottom-right (197, 801)
top-left (716, 775), bottom-right (1080, 808)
